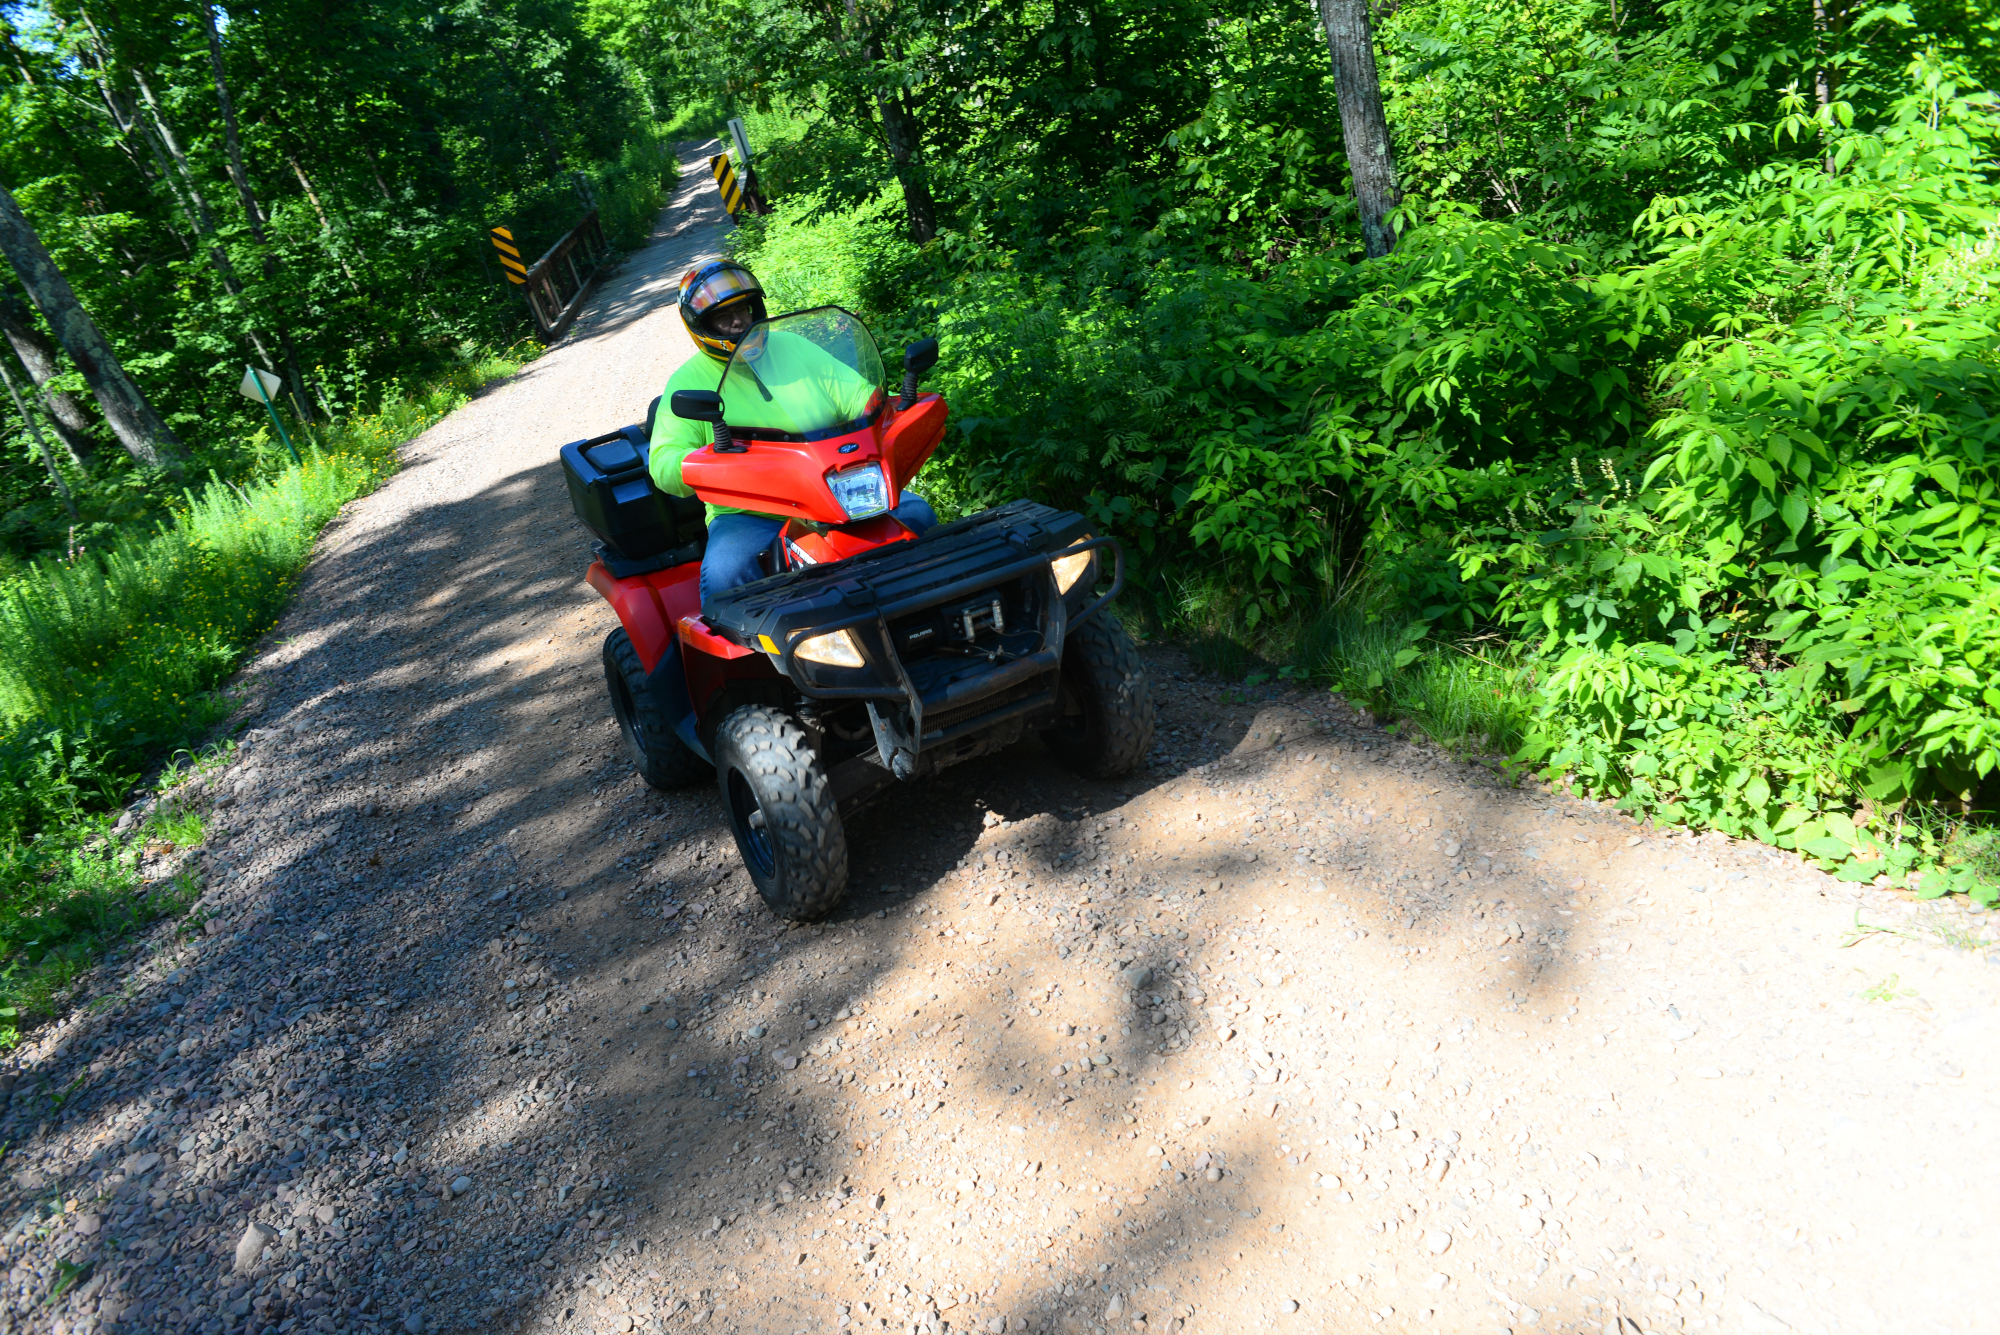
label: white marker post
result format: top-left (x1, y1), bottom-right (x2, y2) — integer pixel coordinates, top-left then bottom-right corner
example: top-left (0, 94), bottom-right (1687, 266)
top-left (238, 366), bottom-right (300, 464)
top-left (724, 118), bottom-right (767, 215)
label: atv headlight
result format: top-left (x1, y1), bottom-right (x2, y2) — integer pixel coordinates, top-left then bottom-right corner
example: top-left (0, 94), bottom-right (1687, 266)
top-left (1052, 539), bottom-right (1098, 595)
top-left (794, 628), bottom-right (866, 668)
top-left (826, 462), bottom-right (890, 521)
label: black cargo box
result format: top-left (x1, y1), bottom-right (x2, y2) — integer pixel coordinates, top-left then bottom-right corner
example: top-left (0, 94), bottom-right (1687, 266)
top-left (559, 426), bottom-right (706, 562)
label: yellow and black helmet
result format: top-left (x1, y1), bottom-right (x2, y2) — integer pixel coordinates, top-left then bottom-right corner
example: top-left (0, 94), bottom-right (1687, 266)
top-left (678, 260), bottom-right (768, 364)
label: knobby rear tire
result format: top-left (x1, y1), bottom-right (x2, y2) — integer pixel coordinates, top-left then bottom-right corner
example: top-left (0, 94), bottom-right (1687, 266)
top-left (714, 705), bottom-right (850, 921)
top-left (603, 630), bottom-right (710, 790)
top-left (1042, 612), bottom-right (1156, 778)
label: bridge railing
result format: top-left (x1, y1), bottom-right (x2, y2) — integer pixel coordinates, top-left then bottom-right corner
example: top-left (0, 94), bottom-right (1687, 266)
top-left (521, 211), bottom-right (609, 341)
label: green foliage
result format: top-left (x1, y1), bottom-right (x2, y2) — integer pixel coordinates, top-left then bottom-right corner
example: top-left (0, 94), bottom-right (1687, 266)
top-left (0, 365), bottom-right (511, 791)
top-left (1164, 571), bottom-right (1533, 760)
top-left (0, 349), bottom-right (525, 1034)
top-left (1933, 826), bottom-right (2000, 906)
top-left (0, 0), bottom-right (671, 559)
top-left (726, 186), bottom-right (923, 317)
top-left (707, 0), bottom-right (2000, 902)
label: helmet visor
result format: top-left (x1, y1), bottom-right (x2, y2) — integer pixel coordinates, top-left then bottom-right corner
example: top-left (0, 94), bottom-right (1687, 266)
top-left (685, 265), bottom-right (763, 320)
top-left (697, 294), bottom-right (767, 342)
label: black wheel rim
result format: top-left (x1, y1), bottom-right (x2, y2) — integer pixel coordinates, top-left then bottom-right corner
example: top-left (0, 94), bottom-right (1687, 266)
top-left (726, 767), bottom-right (775, 879)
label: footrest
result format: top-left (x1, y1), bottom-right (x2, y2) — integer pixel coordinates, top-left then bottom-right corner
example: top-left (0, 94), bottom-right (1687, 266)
top-left (594, 538), bottom-right (704, 579)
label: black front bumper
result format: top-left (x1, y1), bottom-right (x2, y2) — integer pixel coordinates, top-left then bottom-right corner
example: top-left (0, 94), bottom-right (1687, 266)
top-left (701, 500), bottom-right (1123, 774)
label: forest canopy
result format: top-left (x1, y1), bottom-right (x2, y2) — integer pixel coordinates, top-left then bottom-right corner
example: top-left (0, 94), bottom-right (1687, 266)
top-left (0, 0), bottom-right (672, 551)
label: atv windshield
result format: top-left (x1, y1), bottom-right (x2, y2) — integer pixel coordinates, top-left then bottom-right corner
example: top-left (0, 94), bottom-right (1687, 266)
top-left (719, 307), bottom-right (887, 441)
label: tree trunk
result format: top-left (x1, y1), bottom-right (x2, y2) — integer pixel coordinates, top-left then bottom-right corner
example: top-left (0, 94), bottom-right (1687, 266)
top-left (1810, 0), bottom-right (1836, 173)
top-left (198, 2), bottom-right (268, 243)
top-left (0, 281), bottom-right (97, 464)
top-left (878, 92), bottom-right (938, 244)
top-left (79, 12), bottom-right (267, 351)
top-left (0, 352), bottom-right (79, 521)
top-left (843, 0), bottom-right (937, 244)
top-left (287, 154), bottom-right (366, 296)
top-left (1317, 0), bottom-right (1401, 258)
top-left (198, 3), bottom-right (317, 424)
top-left (76, 32), bottom-right (191, 256)
top-left (0, 178), bottom-right (183, 472)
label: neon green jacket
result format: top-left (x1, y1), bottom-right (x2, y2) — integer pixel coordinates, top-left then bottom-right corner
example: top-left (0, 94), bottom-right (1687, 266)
top-left (647, 355), bottom-right (743, 523)
top-left (648, 335), bottom-right (879, 523)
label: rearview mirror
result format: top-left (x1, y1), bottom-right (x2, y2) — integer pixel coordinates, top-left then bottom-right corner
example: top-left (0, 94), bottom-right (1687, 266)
top-left (671, 390), bottom-right (723, 424)
top-left (903, 338), bottom-right (940, 375)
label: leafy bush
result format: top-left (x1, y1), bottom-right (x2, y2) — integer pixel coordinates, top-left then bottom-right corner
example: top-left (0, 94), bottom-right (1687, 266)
top-left (727, 186), bottom-right (923, 317)
top-left (588, 133), bottom-right (681, 249)
top-left (724, 53), bottom-right (2000, 902)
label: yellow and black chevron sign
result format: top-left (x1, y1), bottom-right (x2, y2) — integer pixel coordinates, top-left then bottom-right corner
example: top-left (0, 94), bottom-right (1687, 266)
top-left (489, 225), bottom-right (528, 285)
top-left (710, 155), bottom-right (745, 215)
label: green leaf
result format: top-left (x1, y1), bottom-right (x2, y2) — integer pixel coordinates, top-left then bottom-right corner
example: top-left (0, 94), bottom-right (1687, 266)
top-left (1863, 761), bottom-right (1914, 800)
top-left (1779, 490), bottom-right (1810, 536)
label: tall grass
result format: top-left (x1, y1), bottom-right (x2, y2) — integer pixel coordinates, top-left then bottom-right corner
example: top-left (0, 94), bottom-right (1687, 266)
top-left (0, 348), bottom-right (529, 1037)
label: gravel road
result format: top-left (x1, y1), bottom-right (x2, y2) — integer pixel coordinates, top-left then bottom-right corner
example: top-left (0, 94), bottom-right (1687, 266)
top-left (2, 143), bottom-right (1995, 1335)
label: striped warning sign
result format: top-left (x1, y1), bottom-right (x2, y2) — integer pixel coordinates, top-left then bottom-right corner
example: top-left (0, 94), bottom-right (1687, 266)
top-left (710, 155), bottom-right (746, 215)
top-left (489, 225), bottom-right (527, 285)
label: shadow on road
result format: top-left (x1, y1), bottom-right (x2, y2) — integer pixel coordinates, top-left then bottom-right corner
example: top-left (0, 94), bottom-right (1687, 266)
top-left (3, 231), bottom-right (1616, 1335)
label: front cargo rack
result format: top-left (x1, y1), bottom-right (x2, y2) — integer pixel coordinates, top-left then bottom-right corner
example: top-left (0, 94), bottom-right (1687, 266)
top-left (700, 499), bottom-right (1124, 763)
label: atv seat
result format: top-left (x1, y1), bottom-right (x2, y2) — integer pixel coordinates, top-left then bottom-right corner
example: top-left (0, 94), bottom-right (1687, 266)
top-left (560, 424), bottom-right (708, 574)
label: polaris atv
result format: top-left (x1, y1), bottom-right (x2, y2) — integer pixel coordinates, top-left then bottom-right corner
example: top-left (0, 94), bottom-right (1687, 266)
top-left (560, 306), bottom-right (1155, 919)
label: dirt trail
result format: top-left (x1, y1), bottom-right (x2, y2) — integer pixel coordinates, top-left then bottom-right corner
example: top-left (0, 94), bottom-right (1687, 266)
top-left (2, 144), bottom-right (1996, 1335)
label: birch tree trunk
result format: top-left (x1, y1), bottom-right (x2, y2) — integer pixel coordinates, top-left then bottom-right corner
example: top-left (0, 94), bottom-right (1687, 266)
top-left (198, 2), bottom-right (267, 243)
top-left (79, 11), bottom-right (297, 403)
top-left (1317, 0), bottom-right (1402, 258)
top-left (1810, 0), bottom-right (1836, 173)
top-left (0, 178), bottom-right (183, 472)
top-left (0, 353), bottom-right (78, 520)
top-left (0, 282), bottom-right (97, 464)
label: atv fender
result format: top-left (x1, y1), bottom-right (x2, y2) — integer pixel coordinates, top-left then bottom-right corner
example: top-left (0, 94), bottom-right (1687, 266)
top-left (883, 394), bottom-right (947, 490)
top-left (587, 560), bottom-right (675, 674)
top-left (644, 635), bottom-right (709, 764)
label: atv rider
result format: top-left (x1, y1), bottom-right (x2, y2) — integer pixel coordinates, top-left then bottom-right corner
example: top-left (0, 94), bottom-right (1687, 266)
top-left (649, 260), bottom-right (937, 606)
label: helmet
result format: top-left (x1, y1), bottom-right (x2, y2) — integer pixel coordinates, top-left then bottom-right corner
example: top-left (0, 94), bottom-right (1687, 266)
top-left (678, 260), bottom-right (768, 363)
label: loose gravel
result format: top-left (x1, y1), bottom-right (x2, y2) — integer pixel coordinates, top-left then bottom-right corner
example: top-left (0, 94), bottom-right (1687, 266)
top-left (0, 145), bottom-right (1994, 1335)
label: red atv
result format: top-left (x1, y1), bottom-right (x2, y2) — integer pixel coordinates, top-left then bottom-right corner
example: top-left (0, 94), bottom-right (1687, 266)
top-left (559, 307), bottom-right (1155, 920)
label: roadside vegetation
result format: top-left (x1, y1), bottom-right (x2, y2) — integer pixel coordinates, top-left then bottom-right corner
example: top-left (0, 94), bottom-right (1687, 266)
top-left (0, 0), bottom-right (686, 1033)
top-left (674, 0), bottom-right (1999, 901)
top-left (0, 350), bottom-right (529, 1038)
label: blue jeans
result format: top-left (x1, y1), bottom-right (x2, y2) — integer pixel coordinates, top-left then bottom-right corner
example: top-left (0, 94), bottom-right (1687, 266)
top-left (700, 493), bottom-right (938, 607)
